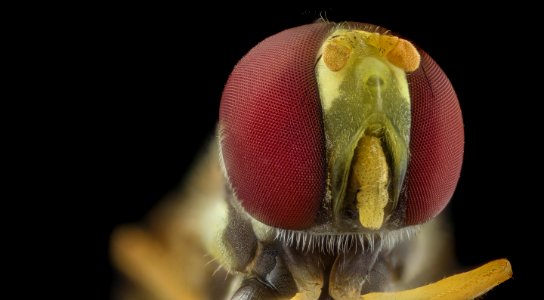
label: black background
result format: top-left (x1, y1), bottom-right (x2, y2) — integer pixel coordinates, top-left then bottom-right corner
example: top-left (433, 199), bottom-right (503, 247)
top-left (66, 4), bottom-right (536, 299)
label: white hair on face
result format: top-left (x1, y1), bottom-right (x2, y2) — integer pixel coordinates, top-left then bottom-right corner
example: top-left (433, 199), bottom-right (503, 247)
top-left (216, 125), bottom-right (229, 182)
top-left (274, 226), bottom-right (420, 255)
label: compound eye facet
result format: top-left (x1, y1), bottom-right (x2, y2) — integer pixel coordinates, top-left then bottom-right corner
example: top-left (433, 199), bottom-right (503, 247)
top-left (404, 50), bottom-right (464, 225)
top-left (218, 23), bottom-right (333, 229)
top-left (219, 21), bottom-right (464, 230)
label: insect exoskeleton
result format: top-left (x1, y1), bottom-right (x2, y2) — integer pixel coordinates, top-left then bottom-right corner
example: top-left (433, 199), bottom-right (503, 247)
top-left (112, 21), bottom-right (511, 300)
top-left (216, 21), bottom-right (463, 299)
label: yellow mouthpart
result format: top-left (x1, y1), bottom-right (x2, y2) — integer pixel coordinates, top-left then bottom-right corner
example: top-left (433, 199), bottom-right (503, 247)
top-left (351, 135), bottom-right (389, 230)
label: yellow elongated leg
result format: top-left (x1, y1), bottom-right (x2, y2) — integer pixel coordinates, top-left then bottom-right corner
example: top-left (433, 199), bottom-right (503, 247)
top-left (292, 259), bottom-right (511, 300)
top-left (360, 259), bottom-right (512, 300)
top-left (111, 142), bottom-right (236, 300)
top-left (111, 226), bottom-right (203, 300)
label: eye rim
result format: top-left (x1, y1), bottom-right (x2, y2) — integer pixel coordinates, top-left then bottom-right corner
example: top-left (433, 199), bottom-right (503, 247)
top-left (402, 48), bottom-right (464, 225)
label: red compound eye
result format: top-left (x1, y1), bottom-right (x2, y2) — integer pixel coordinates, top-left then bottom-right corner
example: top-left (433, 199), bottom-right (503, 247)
top-left (219, 22), bottom-right (464, 229)
top-left (404, 50), bottom-right (464, 225)
top-left (219, 23), bottom-right (333, 229)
